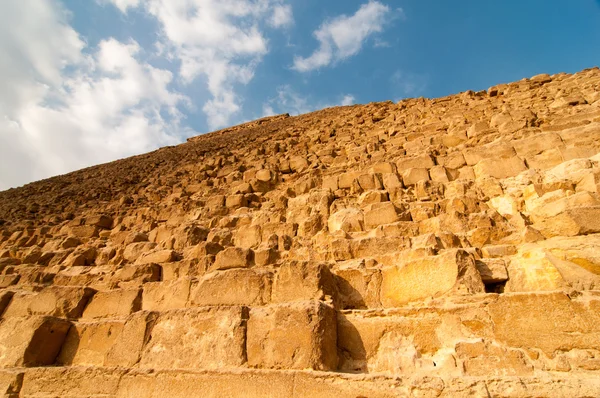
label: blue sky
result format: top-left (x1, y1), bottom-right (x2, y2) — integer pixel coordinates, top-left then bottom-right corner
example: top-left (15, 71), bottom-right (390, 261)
top-left (1, 0), bottom-right (600, 190)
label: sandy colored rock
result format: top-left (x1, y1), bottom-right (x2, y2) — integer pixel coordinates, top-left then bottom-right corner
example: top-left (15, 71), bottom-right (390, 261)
top-left (140, 307), bottom-right (248, 370)
top-left (190, 269), bottom-right (272, 306)
top-left (380, 249), bottom-right (485, 306)
top-left (0, 316), bottom-right (71, 367)
top-left (82, 288), bottom-right (141, 319)
top-left (247, 301), bottom-right (337, 370)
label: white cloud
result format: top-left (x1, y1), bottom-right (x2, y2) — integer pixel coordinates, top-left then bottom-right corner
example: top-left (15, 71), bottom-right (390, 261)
top-left (109, 0), bottom-right (294, 129)
top-left (0, 0), bottom-right (191, 190)
top-left (292, 1), bottom-right (392, 72)
top-left (340, 94), bottom-right (356, 106)
top-left (269, 4), bottom-right (293, 28)
top-left (262, 85), bottom-right (355, 116)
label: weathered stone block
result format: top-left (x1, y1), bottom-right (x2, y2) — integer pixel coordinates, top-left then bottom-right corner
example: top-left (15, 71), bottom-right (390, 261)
top-left (363, 202), bottom-right (399, 229)
top-left (488, 292), bottom-right (600, 357)
top-left (247, 301), bottom-right (337, 370)
top-left (82, 288), bottom-right (141, 319)
top-left (473, 156), bottom-right (527, 179)
top-left (401, 168), bottom-right (430, 186)
top-left (211, 247), bottom-right (252, 270)
top-left (3, 287), bottom-right (95, 319)
top-left (396, 154), bottom-right (435, 172)
top-left (140, 307), bottom-right (248, 369)
top-left (190, 269), bottom-right (272, 306)
top-left (380, 249), bottom-right (484, 306)
top-left (272, 261), bottom-right (336, 304)
top-left (0, 316), bottom-right (71, 367)
top-left (142, 278), bottom-right (191, 311)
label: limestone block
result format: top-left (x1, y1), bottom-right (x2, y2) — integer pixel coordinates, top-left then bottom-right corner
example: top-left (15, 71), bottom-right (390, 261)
top-left (82, 289), bottom-right (141, 319)
top-left (463, 142), bottom-right (516, 166)
top-left (226, 194), bottom-right (248, 208)
top-left (473, 156), bottom-right (527, 179)
top-left (437, 152), bottom-right (466, 170)
top-left (3, 286), bottom-right (95, 319)
top-left (363, 202), bottom-right (399, 229)
top-left (488, 292), bottom-right (600, 356)
top-left (370, 162), bottom-right (396, 174)
top-left (289, 156), bottom-right (309, 172)
top-left (140, 307), bottom-right (248, 369)
top-left (401, 168), bottom-right (430, 186)
top-left (328, 208), bottom-right (364, 233)
top-left (142, 278), bottom-right (191, 311)
top-left (321, 175), bottom-right (339, 191)
top-left (234, 225), bottom-right (262, 249)
top-left (526, 148), bottom-right (564, 170)
top-left (86, 215), bottom-right (114, 229)
top-left (380, 249), bottom-right (484, 306)
top-left (272, 261), bottom-right (336, 304)
top-left (68, 225), bottom-right (99, 239)
top-left (57, 321), bottom-right (125, 366)
top-left (429, 165), bottom-right (450, 183)
top-left (190, 269), bottom-right (272, 306)
top-left (123, 242), bottom-right (157, 262)
top-left (337, 311), bottom-right (443, 373)
top-left (358, 190), bottom-right (389, 206)
top-left (112, 263), bottom-right (161, 287)
top-left (0, 316), bottom-right (71, 367)
top-left (334, 261), bottom-right (381, 309)
top-left (338, 171), bottom-right (361, 189)
top-left (211, 247), bottom-right (252, 270)
top-left (57, 312), bottom-right (154, 367)
top-left (504, 246), bottom-right (569, 292)
top-left (396, 154), bottom-right (435, 172)
top-left (247, 301), bottom-right (337, 370)
top-left (136, 249), bottom-right (178, 265)
top-left (475, 258), bottom-right (508, 283)
top-left (381, 172), bottom-right (403, 190)
top-left (455, 341), bottom-right (534, 376)
top-left (356, 173), bottom-right (383, 190)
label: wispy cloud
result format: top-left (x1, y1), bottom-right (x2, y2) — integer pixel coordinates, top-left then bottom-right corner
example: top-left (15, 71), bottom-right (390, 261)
top-left (109, 0), bottom-right (294, 129)
top-left (292, 1), bottom-right (395, 72)
top-left (0, 0), bottom-right (191, 190)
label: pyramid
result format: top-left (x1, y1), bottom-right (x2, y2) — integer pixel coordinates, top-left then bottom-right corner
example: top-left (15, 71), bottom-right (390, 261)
top-left (0, 68), bottom-right (600, 397)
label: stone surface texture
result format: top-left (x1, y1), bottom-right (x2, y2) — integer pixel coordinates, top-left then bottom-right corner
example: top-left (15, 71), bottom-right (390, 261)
top-left (0, 68), bottom-right (600, 396)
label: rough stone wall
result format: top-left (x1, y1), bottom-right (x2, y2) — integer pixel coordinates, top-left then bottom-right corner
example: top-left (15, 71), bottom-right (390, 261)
top-left (0, 68), bottom-right (600, 397)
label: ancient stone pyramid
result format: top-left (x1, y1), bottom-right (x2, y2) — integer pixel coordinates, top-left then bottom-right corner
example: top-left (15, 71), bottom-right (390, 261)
top-left (0, 68), bottom-right (600, 397)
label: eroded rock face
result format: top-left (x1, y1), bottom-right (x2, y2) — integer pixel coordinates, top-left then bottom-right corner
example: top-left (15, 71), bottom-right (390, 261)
top-left (1, 68), bottom-right (600, 396)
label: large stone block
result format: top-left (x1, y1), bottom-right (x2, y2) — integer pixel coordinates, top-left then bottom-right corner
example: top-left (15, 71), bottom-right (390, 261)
top-left (473, 156), bottom-right (527, 179)
top-left (333, 261), bottom-right (382, 309)
top-left (57, 312), bottom-right (154, 367)
top-left (363, 202), bottom-right (399, 229)
top-left (247, 301), bottom-right (337, 370)
top-left (272, 261), bottom-right (336, 304)
top-left (488, 292), bottom-right (600, 357)
top-left (380, 249), bottom-right (484, 307)
top-left (142, 279), bottom-right (191, 311)
top-left (211, 247), bottom-right (252, 270)
top-left (337, 310), bottom-right (443, 373)
top-left (3, 287), bottom-right (95, 319)
top-left (140, 307), bottom-right (248, 369)
top-left (0, 316), bottom-right (71, 367)
top-left (190, 269), bottom-right (272, 306)
top-left (82, 288), bottom-right (141, 319)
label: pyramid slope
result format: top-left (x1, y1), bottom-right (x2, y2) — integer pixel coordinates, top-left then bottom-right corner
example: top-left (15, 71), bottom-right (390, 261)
top-left (0, 68), bottom-right (600, 397)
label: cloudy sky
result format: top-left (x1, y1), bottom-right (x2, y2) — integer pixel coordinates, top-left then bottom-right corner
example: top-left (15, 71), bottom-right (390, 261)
top-left (1, 0), bottom-right (600, 190)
